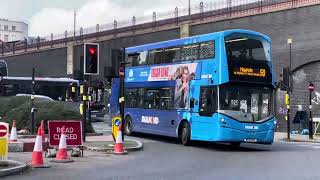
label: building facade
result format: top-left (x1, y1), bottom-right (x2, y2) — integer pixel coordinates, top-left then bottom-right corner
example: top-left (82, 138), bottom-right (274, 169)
top-left (0, 19), bottom-right (28, 42)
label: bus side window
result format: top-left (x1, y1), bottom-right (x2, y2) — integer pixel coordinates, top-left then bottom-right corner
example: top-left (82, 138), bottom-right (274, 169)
top-left (159, 87), bottom-right (174, 110)
top-left (199, 87), bottom-right (217, 117)
top-left (181, 44), bottom-right (199, 61)
top-left (163, 46), bottom-right (181, 64)
top-left (147, 49), bottom-right (163, 65)
top-left (125, 88), bottom-right (138, 108)
top-left (199, 41), bottom-right (215, 59)
top-left (127, 53), bottom-right (139, 66)
top-left (144, 89), bottom-right (160, 109)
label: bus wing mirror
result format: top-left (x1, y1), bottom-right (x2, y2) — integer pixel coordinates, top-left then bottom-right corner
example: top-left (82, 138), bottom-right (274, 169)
top-left (190, 98), bottom-right (195, 109)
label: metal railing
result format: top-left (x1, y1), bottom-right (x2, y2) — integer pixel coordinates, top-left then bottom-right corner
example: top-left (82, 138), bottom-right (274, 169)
top-left (0, 0), bottom-right (318, 57)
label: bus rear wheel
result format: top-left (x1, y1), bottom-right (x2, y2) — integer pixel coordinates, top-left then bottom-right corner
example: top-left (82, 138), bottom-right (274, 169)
top-left (180, 122), bottom-right (191, 146)
top-left (124, 116), bottom-right (133, 136)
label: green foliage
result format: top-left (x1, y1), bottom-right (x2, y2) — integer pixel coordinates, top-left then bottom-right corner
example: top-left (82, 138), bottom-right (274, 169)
top-left (0, 96), bottom-right (94, 133)
top-left (0, 96), bottom-right (29, 117)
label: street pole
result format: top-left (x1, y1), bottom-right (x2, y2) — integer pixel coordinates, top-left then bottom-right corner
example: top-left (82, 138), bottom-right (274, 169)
top-left (289, 42), bottom-right (292, 92)
top-left (308, 82), bottom-right (315, 139)
top-left (119, 48), bottom-right (126, 141)
top-left (309, 89), bottom-right (313, 139)
top-left (31, 68), bottom-right (35, 135)
top-left (88, 79), bottom-right (92, 124)
top-left (286, 93), bottom-right (290, 140)
top-left (286, 38), bottom-right (293, 139)
top-left (74, 10), bottom-right (76, 41)
top-left (82, 77), bottom-right (87, 142)
top-left (188, 0), bottom-right (191, 16)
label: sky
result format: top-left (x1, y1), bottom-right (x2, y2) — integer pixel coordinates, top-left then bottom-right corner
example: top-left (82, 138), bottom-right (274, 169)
top-left (0, 0), bottom-right (205, 37)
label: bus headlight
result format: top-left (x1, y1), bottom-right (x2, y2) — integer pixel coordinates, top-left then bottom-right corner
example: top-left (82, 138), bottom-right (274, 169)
top-left (274, 120), bottom-right (277, 125)
top-left (220, 118), bottom-right (227, 126)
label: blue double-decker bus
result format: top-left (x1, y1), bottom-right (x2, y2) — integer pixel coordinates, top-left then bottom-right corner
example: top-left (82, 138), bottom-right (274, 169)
top-left (111, 29), bottom-right (276, 146)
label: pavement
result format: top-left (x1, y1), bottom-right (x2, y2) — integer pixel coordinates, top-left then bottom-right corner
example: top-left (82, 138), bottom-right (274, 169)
top-left (5, 133), bottom-right (320, 180)
top-left (0, 160), bottom-right (28, 178)
top-left (3, 134), bottom-right (142, 178)
top-left (274, 132), bottom-right (320, 143)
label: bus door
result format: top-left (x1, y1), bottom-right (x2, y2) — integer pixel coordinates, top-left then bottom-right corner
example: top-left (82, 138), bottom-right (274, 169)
top-left (190, 86), bottom-right (218, 140)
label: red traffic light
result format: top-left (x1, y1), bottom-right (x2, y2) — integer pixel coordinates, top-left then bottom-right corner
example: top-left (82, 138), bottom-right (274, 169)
top-left (89, 47), bottom-right (97, 55)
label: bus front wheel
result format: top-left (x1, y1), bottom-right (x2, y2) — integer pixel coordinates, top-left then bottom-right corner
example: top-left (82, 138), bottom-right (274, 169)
top-left (124, 116), bottom-right (133, 136)
top-left (180, 122), bottom-right (191, 146)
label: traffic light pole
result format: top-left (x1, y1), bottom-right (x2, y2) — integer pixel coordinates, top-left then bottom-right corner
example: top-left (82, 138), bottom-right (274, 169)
top-left (119, 48), bottom-right (127, 141)
top-left (308, 82), bottom-right (315, 139)
top-left (309, 89), bottom-right (313, 139)
top-left (82, 78), bottom-right (87, 142)
top-left (88, 77), bottom-right (92, 124)
top-left (31, 68), bottom-right (35, 135)
top-left (286, 92), bottom-right (290, 140)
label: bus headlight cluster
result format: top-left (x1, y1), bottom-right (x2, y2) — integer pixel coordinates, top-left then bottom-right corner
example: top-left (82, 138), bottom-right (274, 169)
top-left (220, 118), bottom-right (227, 126)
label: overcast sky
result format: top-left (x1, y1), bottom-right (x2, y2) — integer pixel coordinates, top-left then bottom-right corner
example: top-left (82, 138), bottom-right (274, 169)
top-left (0, 0), bottom-right (206, 37)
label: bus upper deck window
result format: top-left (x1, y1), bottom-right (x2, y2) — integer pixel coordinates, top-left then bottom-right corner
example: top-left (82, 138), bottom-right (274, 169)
top-left (225, 34), bottom-right (270, 62)
top-left (127, 53), bottom-right (139, 66)
top-left (138, 51), bottom-right (148, 65)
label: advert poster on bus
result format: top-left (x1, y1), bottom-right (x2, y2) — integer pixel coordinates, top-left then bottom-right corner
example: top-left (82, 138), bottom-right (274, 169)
top-left (126, 63), bottom-right (200, 82)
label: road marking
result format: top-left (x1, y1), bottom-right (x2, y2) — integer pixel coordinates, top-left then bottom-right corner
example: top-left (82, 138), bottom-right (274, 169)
top-left (95, 129), bottom-right (112, 132)
top-left (296, 144), bottom-right (320, 149)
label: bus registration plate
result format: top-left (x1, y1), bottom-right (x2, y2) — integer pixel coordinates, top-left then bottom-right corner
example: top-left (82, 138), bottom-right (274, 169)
top-left (244, 138), bottom-right (257, 142)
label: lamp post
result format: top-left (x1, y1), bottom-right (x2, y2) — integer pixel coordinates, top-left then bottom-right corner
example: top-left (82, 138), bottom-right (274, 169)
top-left (286, 38), bottom-right (292, 139)
top-left (188, 0), bottom-right (191, 16)
top-left (308, 82), bottom-right (315, 139)
top-left (287, 38), bottom-right (292, 92)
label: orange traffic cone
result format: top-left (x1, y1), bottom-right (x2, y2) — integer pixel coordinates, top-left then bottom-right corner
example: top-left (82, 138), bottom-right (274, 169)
top-left (40, 120), bottom-right (45, 142)
top-left (31, 127), bottom-right (49, 168)
top-left (113, 125), bottom-right (127, 154)
top-left (9, 120), bottom-right (18, 142)
top-left (51, 126), bottom-right (73, 163)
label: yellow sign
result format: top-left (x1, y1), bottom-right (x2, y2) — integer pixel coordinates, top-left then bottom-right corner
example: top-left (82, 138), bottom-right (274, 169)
top-left (234, 67), bottom-right (266, 77)
top-left (79, 104), bottom-right (84, 115)
top-left (285, 94), bottom-right (290, 105)
top-left (112, 116), bottom-right (122, 142)
top-left (0, 122), bottom-right (9, 160)
top-left (80, 85), bottom-right (84, 94)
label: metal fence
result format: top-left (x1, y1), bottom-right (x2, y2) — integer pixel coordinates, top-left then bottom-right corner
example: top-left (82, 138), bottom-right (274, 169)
top-left (0, 0), bottom-right (318, 56)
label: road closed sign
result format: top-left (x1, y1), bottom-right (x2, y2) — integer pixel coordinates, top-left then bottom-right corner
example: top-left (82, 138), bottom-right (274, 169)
top-left (48, 120), bottom-right (83, 147)
top-left (0, 122), bottom-right (9, 159)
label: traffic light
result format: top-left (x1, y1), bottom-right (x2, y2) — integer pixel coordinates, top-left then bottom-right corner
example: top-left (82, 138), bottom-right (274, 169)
top-left (84, 43), bottom-right (99, 75)
top-left (281, 67), bottom-right (290, 90)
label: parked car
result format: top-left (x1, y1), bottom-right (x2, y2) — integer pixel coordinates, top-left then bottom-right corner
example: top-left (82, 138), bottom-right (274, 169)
top-left (16, 94), bottom-right (54, 101)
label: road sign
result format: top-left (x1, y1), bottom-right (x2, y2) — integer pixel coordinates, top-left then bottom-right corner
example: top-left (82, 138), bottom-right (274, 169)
top-left (0, 124), bottom-right (8, 137)
top-left (0, 122), bottom-right (8, 160)
top-left (48, 121), bottom-right (83, 147)
top-left (115, 119), bottom-right (121, 126)
top-left (112, 116), bottom-right (122, 142)
top-left (309, 82), bottom-right (315, 92)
